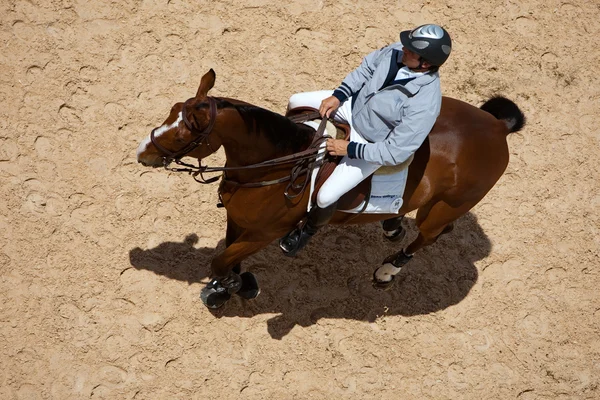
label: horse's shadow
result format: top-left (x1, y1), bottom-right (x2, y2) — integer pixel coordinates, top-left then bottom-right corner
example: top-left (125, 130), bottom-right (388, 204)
top-left (129, 212), bottom-right (491, 339)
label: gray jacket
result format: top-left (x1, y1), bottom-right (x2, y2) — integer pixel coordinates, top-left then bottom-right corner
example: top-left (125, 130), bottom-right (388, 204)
top-left (332, 41), bottom-right (442, 166)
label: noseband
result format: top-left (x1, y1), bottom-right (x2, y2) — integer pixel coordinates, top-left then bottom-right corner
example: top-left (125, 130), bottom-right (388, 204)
top-left (150, 96), bottom-right (218, 168)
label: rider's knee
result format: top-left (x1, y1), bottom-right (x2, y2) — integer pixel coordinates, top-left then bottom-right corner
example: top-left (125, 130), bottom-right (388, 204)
top-left (316, 190), bottom-right (339, 208)
top-left (288, 93), bottom-right (308, 110)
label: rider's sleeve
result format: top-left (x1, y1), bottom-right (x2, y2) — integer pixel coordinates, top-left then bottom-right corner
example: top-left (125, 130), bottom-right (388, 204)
top-left (332, 45), bottom-right (391, 102)
top-left (347, 103), bottom-right (439, 166)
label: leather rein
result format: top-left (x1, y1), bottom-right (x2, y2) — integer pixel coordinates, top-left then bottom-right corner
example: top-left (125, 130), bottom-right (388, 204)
top-left (150, 96), bottom-right (328, 199)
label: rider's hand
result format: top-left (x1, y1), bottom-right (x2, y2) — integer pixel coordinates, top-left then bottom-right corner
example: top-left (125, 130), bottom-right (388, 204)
top-left (319, 96), bottom-right (341, 118)
top-left (326, 138), bottom-right (349, 157)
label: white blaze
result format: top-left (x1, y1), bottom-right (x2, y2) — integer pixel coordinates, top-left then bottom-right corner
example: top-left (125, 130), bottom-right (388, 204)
top-left (137, 112), bottom-right (183, 160)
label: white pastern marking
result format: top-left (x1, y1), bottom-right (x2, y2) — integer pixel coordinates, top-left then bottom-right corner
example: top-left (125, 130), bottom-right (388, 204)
top-left (383, 229), bottom-right (399, 238)
top-left (374, 263), bottom-right (401, 282)
top-left (136, 112), bottom-right (183, 160)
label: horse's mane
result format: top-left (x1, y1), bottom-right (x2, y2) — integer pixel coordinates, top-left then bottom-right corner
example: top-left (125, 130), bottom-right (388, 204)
top-left (219, 100), bottom-right (312, 152)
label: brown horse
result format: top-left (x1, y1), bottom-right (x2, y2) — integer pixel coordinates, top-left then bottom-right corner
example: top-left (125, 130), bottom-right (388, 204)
top-left (137, 69), bottom-right (525, 309)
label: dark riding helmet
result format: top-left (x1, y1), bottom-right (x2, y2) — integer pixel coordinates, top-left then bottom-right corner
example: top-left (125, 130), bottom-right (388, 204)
top-left (400, 24), bottom-right (452, 67)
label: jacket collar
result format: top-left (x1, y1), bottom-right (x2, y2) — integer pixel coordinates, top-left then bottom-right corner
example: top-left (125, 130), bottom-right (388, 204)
top-left (402, 70), bottom-right (439, 95)
top-left (383, 48), bottom-right (438, 95)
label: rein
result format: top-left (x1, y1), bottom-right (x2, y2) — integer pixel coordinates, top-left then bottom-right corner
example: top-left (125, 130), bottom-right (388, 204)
top-left (154, 98), bottom-right (329, 198)
top-left (219, 115), bottom-right (329, 199)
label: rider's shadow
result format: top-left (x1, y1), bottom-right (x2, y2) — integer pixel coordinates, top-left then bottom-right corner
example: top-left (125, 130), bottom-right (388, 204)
top-left (128, 211), bottom-right (491, 340)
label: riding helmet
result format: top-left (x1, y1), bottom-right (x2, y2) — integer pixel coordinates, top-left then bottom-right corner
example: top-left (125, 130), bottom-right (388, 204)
top-left (400, 24), bottom-right (452, 67)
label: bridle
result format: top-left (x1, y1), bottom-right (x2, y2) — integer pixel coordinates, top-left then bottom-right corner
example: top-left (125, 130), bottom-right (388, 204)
top-left (150, 96), bottom-right (220, 183)
top-left (149, 96), bottom-right (328, 197)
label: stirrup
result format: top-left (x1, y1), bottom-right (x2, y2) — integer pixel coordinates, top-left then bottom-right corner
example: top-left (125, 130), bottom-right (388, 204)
top-left (279, 224), bottom-right (316, 257)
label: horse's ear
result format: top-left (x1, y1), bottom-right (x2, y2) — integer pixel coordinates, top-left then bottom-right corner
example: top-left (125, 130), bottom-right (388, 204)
top-left (196, 69), bottom-right (216, 99)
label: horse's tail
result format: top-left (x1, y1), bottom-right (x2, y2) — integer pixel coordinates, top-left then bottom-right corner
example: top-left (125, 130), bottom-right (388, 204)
top-left (480, 96), bottom-right (526, 134)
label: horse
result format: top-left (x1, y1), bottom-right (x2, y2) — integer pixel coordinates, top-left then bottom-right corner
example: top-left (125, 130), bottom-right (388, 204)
top-left (137, 69), bottom-right (525, 309)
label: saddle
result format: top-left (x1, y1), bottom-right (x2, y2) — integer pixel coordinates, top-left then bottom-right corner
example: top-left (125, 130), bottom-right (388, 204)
top-left (286, 107), bottom-right (372, 211)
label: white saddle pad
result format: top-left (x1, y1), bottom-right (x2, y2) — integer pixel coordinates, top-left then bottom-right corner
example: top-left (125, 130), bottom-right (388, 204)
top-left (341, 156), bottom-right (412, 214)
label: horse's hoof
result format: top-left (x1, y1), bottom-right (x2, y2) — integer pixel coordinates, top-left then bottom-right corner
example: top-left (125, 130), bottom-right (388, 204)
top-left (200, 280), bottom-right (232, 309)
top-left (383, 226), bottom-right (406, 242)
top-left (372, 271), bottom-right (396, 291)
top-left (236, 272), bottom-right (261, 300)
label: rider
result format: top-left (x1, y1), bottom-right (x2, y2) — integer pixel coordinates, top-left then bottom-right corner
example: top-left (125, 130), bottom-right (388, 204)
top-left (280, 24), bottom-right (452, 256)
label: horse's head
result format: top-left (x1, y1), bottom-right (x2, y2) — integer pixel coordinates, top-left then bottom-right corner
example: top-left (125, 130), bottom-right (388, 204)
top-left (137, 69), bottom-right (223, 168)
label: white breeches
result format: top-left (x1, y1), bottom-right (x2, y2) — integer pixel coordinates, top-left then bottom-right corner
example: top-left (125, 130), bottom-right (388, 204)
top-left (288, 91), bottom-right (381, 208)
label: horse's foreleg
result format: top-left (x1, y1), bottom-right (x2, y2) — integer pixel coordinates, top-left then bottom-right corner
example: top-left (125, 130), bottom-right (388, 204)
top-left (373, 199), bottom-right (470, 289)
top-left (225, 215), bottom-right (244, 274)
top-left (201, 231), bottom-right (271, 308)
top-left (212, 233), bottom-right (271, 277)
top-left (223, 215), bottom-right (261, 297)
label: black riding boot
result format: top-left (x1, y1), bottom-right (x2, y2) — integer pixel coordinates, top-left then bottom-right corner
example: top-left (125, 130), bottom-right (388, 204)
top-left (279, 203), bottom-right (337, 257)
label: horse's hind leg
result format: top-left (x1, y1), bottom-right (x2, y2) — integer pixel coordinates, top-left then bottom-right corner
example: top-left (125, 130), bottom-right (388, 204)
top-left (405, 199), bottom-right (470, 254)
top-left (373, 199), bottom-right (473, 288)
top-left (381, 215), bottom-right (406, 242)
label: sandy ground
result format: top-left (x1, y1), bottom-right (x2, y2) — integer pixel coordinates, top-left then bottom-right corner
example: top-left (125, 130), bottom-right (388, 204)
top-left (1, 0), bottom-right (599, 399)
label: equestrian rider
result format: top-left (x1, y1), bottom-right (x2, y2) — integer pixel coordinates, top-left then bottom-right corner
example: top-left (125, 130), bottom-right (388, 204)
top-left (280, 24), bottom-right (452, 256)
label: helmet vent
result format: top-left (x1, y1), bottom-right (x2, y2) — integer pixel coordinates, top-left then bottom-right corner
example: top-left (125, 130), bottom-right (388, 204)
top-left (411, 40), bottom-right (430, 50)
top-left (412, 24), bottom-right (444, 39)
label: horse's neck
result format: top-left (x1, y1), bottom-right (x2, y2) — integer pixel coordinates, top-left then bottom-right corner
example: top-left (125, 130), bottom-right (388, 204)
top-left (223, 107), bottom-right (313, 166)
